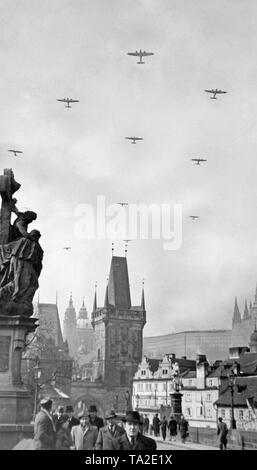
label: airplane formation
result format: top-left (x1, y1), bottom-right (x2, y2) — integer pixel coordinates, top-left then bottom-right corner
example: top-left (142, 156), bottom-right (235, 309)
top-left (5, 45), bottom-right (230, 237)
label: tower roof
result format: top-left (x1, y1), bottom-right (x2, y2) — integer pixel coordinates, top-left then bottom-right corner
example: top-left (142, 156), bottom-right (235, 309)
top-left (64, 293), bottom-right (76, 322)
top-left (243, 299), bottom-right (249, 320)
top-left (107, 256), bottom-right (131, 309)
top-left (232, 297), bottom-right (241, 326)
top-left (78, 298), bottom-right (88, 320)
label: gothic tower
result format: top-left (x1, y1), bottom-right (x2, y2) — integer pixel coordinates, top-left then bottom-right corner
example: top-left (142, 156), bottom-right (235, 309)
top-left (63, 293), bottom-right (77, 357)
top-left (91, 256), bottom-right (146, 388)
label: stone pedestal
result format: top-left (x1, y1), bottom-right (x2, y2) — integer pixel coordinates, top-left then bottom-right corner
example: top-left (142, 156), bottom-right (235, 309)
top-left (0, 315), bottom-right (37, 426)
top-left (170, 392), bottom-right (182, 422)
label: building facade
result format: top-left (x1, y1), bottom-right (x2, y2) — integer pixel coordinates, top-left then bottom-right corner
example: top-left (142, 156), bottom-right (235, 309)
top-left (143, 286), bottom-right (257, 362)
top-left (132, 353), bottom-right (220, 428)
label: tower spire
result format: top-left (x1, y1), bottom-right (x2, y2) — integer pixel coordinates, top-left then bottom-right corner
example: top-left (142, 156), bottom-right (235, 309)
top-left (243, 299), bottom-right (249, 320)
top-left (93, 282), bottom-right (97, 311)
top-left (141, 278), bottom-right (145, 310)
top-left (69, 291), bottom-right (73, 307)
top-left (104, 277), bottom-right (109, 307)
top-left (232, 296), bottom-right (241, 327)
top-left (112, 243), bottom-right (114, 257)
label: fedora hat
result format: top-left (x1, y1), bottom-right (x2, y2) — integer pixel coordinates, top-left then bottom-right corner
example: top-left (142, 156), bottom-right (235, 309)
top-left (105, 409), bottom-right (116, 420)
top-left (122, 411), bottom-right (140, 424)
top-left (40, 397), bottom-right (52, 406)
top-left (88, 405), bottom-right (97, 412)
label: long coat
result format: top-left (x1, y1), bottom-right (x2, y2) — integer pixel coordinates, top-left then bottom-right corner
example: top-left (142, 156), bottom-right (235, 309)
top-left (55, 427), bottom-right (73, 450)
top-left (34, 410), bottom-right (56, 450)
top-left (113, 432), bottom-right (157, 451)
top-left (71, 424), bottom-right (98, 450)
top-left (95, 424), bottom-right (125, 450)
top-left (217, 422), bottom-right (228, 444)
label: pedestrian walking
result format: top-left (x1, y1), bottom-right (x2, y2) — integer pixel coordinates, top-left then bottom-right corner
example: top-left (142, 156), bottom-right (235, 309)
top-left (160, 416), bottom-right (168, 441)
top-left (113, 411), bottom-right (157, 450)
top-left (95, 409), bottom-right (125, 450)
top-left (179, 415), bottom-right (189, 444)
top-left (168, 415), bottom-right (177, 441)
top-left (152, 413), bottom-right (160, 437)
top-left (217, 417), bottom-right (228, 450)
top-left (71, 411), bottom-right (98, 450)
top-left (34, 397), bottom-right (56, 450)
top-left (143, 415), bottom-right (150, 435)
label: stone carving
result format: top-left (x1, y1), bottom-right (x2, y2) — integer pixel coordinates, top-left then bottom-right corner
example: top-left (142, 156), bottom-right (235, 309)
top-left (0, 169), bottom-right (43, 316)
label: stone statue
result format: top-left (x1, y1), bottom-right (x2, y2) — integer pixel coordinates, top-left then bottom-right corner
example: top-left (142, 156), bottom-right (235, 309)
top-left (0, 169), bottom-right (43, 316)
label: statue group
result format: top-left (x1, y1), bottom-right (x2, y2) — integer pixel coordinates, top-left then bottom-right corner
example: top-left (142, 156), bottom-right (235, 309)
top-left (0, 169), bottom-right (43, 317)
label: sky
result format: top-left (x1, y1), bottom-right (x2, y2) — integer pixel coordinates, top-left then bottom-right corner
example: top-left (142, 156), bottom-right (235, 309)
top-left (1, 0), bottom-right (257, 337)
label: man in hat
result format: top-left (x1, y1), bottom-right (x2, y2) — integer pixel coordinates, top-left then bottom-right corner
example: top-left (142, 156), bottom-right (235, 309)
top-left (34, 397), bottom-right (56, 450)
top-left (113, 411), bottom-right (156, 450)
top-left (88, 404), bottom-right (104, 430)
top-left (53, 405), bottom-right (65, 432)
top-left (71, 411), bottom-right (98, 450)
top-left (65, 405), bottom-right (80, 430)
top-left (95, 410), bottom-right (125, 450)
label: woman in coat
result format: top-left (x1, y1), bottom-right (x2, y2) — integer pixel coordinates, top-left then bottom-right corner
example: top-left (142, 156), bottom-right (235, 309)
top-left (179, 415), bottom-right (189, 444)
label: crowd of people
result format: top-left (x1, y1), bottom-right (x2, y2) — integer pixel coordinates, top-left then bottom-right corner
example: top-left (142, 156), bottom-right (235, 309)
top-left (33, 397), bottom-right (157, 450)
top-left (34, 397), bottom-right (229, 450)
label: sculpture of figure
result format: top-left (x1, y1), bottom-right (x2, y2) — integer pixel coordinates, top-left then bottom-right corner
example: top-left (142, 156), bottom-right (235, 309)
top-left (10, 210), bottom-right (37, 242)
top-left (0, 228), bottom-right (43, 316)
top-left (0, 169), bottom-right (43, 316)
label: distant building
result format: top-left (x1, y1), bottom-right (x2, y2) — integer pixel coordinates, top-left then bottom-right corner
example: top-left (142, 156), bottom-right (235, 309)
top-left (70, 255), bottom-right (146, 415)
top-left (22, 303), bottom-right (73, 407)
top-left (214, 330), bottom-right (257, 431)
top-left (63, 295), bottom-right (94, 359)
top-left (143, 286), bottom-right (257, 362)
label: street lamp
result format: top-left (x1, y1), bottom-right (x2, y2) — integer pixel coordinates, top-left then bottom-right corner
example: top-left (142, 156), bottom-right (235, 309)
top-left (33, 359), bottom-right (42, 419)
top-left (227, 371), bottom-right (237, 430)
top-left (136, 394), bottom-right (140, 410)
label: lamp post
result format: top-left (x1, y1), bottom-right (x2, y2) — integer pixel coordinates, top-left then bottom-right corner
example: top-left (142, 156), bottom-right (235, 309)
top-left (227, 372), bottom-right (237, 429)
top-left (33, 359), bottom-right (42, 419)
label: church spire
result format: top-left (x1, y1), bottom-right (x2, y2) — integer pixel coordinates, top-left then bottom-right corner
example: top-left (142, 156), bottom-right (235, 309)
top-left (93, 282), bottom-right (97, 311)
top-left (104, 278), bottom-right (109, 307)
top-left (69, 292), bottom-right (73, 307)
top-left (141, 279), bottom-right (145, 310)
top-left (232, 297), bottom-right (241, 327)
top-left (243, 299), bottom-right (249, 320)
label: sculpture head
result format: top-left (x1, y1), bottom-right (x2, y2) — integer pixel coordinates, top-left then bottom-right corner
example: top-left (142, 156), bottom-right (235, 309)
top-left (30, 229), bottom-right (41, 242)
top-left (23, 211), bottom-right (37, 223)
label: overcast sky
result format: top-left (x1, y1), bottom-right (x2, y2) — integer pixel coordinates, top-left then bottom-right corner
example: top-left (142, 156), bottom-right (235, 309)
top-left (1, 0), bottom-right (257, 337)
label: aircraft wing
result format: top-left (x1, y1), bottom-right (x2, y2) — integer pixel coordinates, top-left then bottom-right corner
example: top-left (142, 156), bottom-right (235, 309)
top-left (125, 137), bottom-right (133, 140)
top-left (57, 99), bottom-right (66, 102)
top-left (217, 90), bottom-right (227, 94)
top-left (142, 52), bottom-right (154, 56)
top-left (69, 99), bottom-right (79, 103)
top-left (134, 137), bottom-right (143, 140)
top-left (204, 90), bottom-right (214, 93)
top-left (127, 52), bottom-right (139, 56)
